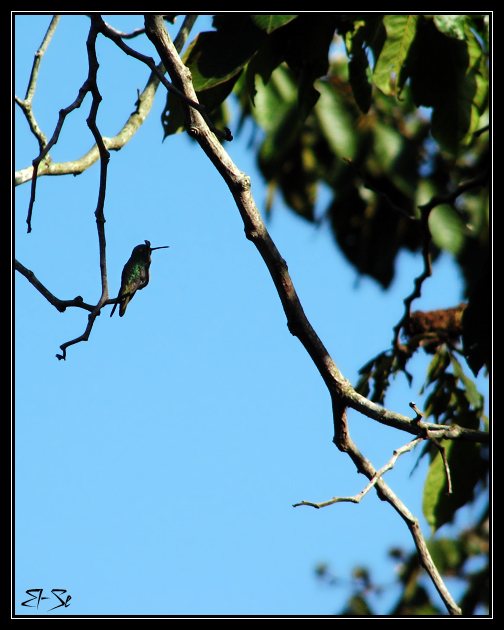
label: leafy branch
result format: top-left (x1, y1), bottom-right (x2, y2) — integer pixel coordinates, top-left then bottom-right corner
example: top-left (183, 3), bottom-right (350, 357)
top-left (142, 14), bottom-right (482, 615)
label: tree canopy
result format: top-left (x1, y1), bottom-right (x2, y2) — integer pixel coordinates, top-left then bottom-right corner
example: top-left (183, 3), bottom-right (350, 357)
top-left (15, 14), bottom-right (490, 616)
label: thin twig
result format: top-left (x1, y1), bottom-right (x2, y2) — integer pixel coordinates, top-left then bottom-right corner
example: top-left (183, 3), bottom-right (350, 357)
top-left (56, 17), bottom-right (110, 360)
top-left (293, 436), bottom-right (424, 508)
top-left (96, 15), bottom-right (232, 141)
top-left (392, 170), bottom-right (489, 352)
top-left (15, 15), bottom-right (60, 153)
top-left (15, 15), bottom-right (199, 189)
top-left (100, 14), bottom-right (177, 39)
top-left (25, 80), bottom-right (91, 232)
top-left (410, 403), bottom-right (452, 494)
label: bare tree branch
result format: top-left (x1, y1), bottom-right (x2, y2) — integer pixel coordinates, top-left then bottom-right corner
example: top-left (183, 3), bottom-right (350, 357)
top-left (14, 14), bottom-right (199, 189)
top-left (14, 15), bottom-right (60, 153)
top-left (15, 259), bottom-right (96, 313)
top-left (99, 14), bottom-right (177, 39)
top-left (15, 14), bottom-right (200, 359)
top-left (54, 17), bottom-right (110, 360)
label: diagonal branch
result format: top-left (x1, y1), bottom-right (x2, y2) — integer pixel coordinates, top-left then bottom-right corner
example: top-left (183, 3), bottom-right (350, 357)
top-left (144, 16), bottom-right (487, 444)
top-left (142, 15), bottom-right (467, 615)
top-left (331, 413), bottom-right (462, 615)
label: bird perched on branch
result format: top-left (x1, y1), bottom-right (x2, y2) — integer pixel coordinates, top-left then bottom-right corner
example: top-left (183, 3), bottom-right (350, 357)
top-left (110, 240), bottom-right (169, 317)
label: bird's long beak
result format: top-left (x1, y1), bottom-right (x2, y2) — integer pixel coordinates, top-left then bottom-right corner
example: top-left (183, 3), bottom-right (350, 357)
top-left (150, 246), bottom-right (170, 251)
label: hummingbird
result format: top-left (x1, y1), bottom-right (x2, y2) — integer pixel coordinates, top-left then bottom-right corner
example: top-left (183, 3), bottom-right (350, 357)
top-left (110, 240), bottom-right (169, 317)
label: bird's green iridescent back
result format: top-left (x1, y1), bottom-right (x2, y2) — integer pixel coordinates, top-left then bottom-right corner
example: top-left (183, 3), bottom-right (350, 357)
top-left (110, 240), bottom-right (168, 317)
top-left (117, 245), bottom-right (151, 316)
top-left (121, 258), bottom-right (148, 292)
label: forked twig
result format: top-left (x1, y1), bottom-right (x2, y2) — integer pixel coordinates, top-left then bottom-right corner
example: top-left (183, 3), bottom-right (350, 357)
top-left (293, 436), bottom-right (424, 508)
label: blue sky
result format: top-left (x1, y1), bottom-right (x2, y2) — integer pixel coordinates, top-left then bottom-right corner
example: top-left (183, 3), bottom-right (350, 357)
top-left (14, 14), bottom-right (488, 616)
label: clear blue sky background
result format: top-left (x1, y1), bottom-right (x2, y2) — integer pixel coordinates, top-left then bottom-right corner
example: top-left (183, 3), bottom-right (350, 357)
top-left (14, 14), bottom-right (488, 616)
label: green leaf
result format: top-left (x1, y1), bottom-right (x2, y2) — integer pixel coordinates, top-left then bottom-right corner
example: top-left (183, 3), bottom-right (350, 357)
top-left (184, 17), bottom-right (266, 91)
top-left (462, 258), bottom-right (491, 377)
top-left (251, 65), bottom-right (297, 133)
top-left (433, 15), bottom-right (468, 40)
top-left (407, 18), bottom-right (488, 153)
top-left (424, 376), bottom-right (453, 420)
top-left (427, 538), bottom-right (466, 573)
top-left (282, 14), bottom-right (340, 121)
top-left (250, 14), bottom-right (297, 34)
top-left (245, 14), bottom-right (339, 121)
top-left (423, 346), bottom-right (450, 389)
top-left (251, 68), bottom-right (317, 221)
top-left (344, 18), bottom-right (382, 113)
top-left (428, 204), bottom-right (467, 256)
top-left (449, 354), bottom-right (482, 409)
top-left (341, 594), bottom-right (373, 616)
top-left (423, 440), bottom-right (481, 533)
top-left (314, 81), bottom-right (359, 160)
top-left (373, 15), bottom-right (419, 95)
top-left (162, 74), bottom-right (237, 138)
top-left (163, 14), bottom-right (287, 137)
